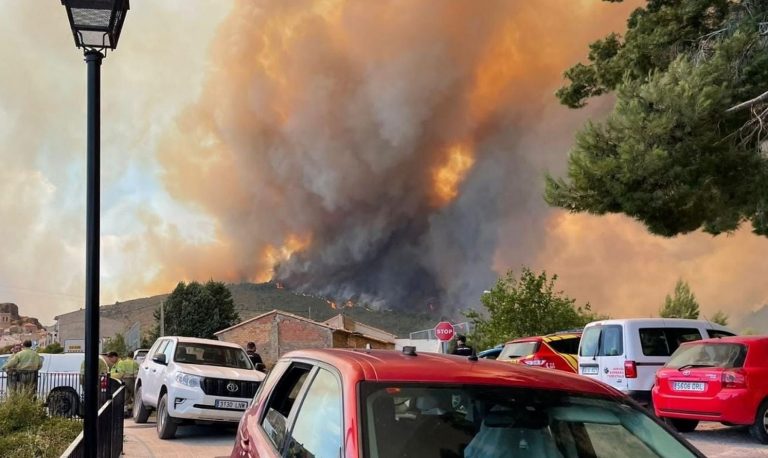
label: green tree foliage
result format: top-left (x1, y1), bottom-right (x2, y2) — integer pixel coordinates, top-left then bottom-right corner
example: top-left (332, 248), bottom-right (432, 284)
top-left (103, 333), bottom-right (128, 357)
top-left (547, 0), bottom-right (768, 236)
top-left (710, 310), bottom-right (729, 326)
top-left (659, 279), bottom-right (700, 319)
top-left (465, 268), bottom-right (603, 350)
top-left (38, 342), bottom-right (63, 354)
top-left (152, 280), bottom-right (240, 339)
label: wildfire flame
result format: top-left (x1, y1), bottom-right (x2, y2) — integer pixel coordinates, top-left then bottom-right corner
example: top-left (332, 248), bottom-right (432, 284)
top-left (433, 144), bottom-right (475, 205)
top-left (327, 300), bottom-right (338, 310)
top-left (255, 234), bottom-right (312, 282)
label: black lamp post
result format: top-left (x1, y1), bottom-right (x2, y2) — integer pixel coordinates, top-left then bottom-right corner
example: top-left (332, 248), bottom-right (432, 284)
top-left (60, 1), bottom-right (129, 456)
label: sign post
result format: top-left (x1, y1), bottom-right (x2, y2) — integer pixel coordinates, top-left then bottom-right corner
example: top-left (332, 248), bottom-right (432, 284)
top-left (434, 321), bottom-right (455, 353)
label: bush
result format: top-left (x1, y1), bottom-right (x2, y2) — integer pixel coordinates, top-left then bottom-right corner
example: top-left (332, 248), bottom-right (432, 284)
top-left (0, 390), bottom-right (47, 435)
top-left (0, 392), bottom-right (81, 458)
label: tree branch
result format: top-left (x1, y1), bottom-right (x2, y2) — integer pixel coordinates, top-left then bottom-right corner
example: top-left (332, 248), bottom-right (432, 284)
top-left (727, 89), bottom-right (768, 113)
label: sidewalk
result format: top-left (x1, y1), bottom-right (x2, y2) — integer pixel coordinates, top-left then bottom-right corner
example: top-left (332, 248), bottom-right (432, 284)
top-left (122, 416), bottom-right (236, 458)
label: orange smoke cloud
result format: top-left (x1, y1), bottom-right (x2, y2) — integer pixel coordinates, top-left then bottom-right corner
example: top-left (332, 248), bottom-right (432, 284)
top-left (151, 0), bottom-right (749, 319)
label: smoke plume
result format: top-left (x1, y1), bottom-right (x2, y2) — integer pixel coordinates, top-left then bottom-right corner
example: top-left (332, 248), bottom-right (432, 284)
top-left (156, 0), bottom-right (645, 312)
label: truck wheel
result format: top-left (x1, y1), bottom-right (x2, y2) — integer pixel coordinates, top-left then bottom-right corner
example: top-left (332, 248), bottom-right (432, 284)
top-left (48, 390), bottom-right (78, 417)
top-left (157, 393), bottom-right (178, 440)
top-left (133, 385), bottom-right (150, 424)
top-left (750, 400), bottom-right (768, 444)
top-left (668, 419), bottom-right (699, 433)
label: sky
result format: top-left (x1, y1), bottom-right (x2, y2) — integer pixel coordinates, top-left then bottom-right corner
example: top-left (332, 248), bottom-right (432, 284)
top-left (1, 0), bottom-right (767, 327)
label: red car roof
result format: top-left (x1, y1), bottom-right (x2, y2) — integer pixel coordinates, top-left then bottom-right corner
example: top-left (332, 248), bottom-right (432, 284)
top-left (283, 348), bottom-right (621, 398)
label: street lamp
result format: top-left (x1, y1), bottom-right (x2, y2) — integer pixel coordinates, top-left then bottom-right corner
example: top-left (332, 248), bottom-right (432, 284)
top-left (60, 1), bottom-right (129, 456)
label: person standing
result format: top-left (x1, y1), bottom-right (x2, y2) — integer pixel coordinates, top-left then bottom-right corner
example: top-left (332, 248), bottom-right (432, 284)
top-left (2, 340), bottom-right (43, 393)
top-left (452, 335), bottom-right (474, 356)
top-left (246, 342), bottom-right (266, 371)
top-left (111, 354), bottom-right (140, 416)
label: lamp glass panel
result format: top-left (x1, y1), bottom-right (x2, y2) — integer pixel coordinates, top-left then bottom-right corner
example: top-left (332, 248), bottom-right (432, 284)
top-left (71, 8), bottom-right (111, 28)
top-left (78, 30), bottom-right (111, 48)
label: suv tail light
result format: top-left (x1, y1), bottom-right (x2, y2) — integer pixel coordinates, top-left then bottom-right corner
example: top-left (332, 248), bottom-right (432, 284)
top-left (722, 369), bottom-right (746, 389)
top-left (624, 360), bottom-right (637, 379)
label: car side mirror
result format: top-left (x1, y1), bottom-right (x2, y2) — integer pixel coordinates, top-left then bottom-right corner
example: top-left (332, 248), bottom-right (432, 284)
top-left (152, 354), bottom-right (167, 365)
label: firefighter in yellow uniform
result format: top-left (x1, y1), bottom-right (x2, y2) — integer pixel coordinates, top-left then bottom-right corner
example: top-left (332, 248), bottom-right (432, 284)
top-left (2, 340), bottom-right (43, 394)
top-left (111, 355), bottom-right (140, 415)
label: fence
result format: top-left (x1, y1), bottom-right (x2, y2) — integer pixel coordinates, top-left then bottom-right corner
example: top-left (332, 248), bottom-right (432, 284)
top-left (0, 372), bottom-right (116, 418)
top-left (60, 385), bottom-right (125, 458)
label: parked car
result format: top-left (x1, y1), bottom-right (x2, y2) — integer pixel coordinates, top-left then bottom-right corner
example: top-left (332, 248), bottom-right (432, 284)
top-left (1, 352), bottom-right (85, 417)
top-left (476, 344), bottom-right (503, 360)
top-left (578, 318), bottom-right (735, 407)
top-left (653, 336), bottom-right (768, 442)
top-left (497, 332), bottom-right (581, 372)
top-left (230, 347), bottom-right (704, 458)
top-left (133, 336), bottom-right (265, 439)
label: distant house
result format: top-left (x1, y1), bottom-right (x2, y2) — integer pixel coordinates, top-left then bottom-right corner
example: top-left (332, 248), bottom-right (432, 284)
top-left (214, 310), bottom-right (395, 368)
top-left (54, 309), bottom-right (126, 344)
top-left (22, 323), bottom-right (38, 334)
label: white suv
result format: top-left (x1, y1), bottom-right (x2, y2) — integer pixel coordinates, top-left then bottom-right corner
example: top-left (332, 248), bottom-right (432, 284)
top-left (133, 336), bottom-right (265, 439)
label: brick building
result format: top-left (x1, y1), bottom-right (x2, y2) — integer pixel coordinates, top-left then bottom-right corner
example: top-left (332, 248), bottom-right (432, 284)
top-left (214, 310), bottom-right (395, 368)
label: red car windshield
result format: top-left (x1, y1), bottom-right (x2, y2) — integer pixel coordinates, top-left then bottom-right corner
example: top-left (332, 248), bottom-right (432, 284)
top-left (666, 343), bottom-right (747, 370)
top-left (360, 382), bottom-right (698, 458)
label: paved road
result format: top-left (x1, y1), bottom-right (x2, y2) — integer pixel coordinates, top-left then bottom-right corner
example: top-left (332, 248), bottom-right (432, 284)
top-left (123, 416), bottom-right (236, 458)
top-left (684, 423), bottom-right (768, 458)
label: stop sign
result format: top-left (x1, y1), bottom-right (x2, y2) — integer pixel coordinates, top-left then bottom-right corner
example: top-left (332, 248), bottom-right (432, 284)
top-left (434, 321), bottom-right (455, 342)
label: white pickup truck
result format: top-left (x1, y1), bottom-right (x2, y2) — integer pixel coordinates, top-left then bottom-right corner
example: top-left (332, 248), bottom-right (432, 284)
top-left (133, 336), bottom-right (265, 439)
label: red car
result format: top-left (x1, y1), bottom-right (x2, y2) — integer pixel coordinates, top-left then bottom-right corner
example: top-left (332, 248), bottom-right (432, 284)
top-left (653, 336), bottom-right (768, 442)
top-left (497, 332), bottom-right (581, 373)
top-left (231, 347), bottom-right (702, 457)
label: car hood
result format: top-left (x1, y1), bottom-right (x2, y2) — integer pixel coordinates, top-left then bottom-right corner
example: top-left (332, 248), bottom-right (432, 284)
top-left (174, 363), bottom-right (265, 382)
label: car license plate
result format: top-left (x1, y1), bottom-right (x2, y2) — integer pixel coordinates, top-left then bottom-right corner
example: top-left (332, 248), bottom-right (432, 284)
top-left (673, 382), bottom-right (706, 392)
top-left (215, 400), bottom-right (248, 410)
top-left (581, 366), bottom-right (599, 375)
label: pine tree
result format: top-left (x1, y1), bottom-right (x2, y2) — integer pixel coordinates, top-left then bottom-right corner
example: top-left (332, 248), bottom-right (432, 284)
top-left (659, 280), bottom-right (700, 319)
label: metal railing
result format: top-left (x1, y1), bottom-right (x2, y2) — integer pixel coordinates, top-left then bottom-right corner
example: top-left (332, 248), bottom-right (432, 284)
top-left (0, 372), bottom-right (116, 418)
top-left (61, 385), bottom-right (124, 458)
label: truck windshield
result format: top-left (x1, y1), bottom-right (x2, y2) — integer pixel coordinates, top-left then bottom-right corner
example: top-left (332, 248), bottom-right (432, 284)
top-left (360, 382), bottom-right (697, 458)
top-left (173, 343), bottom-right (252, 369)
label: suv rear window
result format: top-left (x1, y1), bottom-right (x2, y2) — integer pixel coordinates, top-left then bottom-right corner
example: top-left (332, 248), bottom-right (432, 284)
top-left (666, 343), bottom-right (747, 369)
top-left (639, 328), bottom-right (701, 357)
top-left (579, 325), bottom-right (623, 357)
top-left (498, 341), bottom-right (539, 360)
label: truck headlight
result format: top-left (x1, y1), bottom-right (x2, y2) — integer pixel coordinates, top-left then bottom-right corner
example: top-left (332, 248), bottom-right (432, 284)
top-left (175, 372), bottom-right (201, 388)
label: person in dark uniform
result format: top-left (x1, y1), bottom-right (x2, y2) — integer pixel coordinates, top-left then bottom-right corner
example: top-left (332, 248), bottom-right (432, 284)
top-left (246, 342), bottom-right (266, 371)
top-left (452, 335), bottom-right (474, 356)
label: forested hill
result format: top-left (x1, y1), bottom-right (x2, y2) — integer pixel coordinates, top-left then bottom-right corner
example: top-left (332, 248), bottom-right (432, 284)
top-left (98, 282), bottom-right (448, 338)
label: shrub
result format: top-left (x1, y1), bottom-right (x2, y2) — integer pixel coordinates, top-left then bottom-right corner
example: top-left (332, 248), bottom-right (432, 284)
top-left (0, 392), bottom-right (82, 458)
top-left (0, 390), bottom-right (47, 435)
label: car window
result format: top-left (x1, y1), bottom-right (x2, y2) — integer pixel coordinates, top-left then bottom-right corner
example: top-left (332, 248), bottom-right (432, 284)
top-left (498, 341), bottom-right (539, 359)
top-left (580, 325), bottom-right (623, 357)
top-left (261, 364), bottom-right (312, 451)
top-left (548, 337), bottom-right (580, 355)
top-left (162, 341), bottom-right (175, 361)
top-left (360, 383), bottom-right (697, 458)
top-left (666, 343), bottom-right (747, 369)
top-left (639, 328), bottom-right (701, 357)
top-left (153, 340), bottom-right (169, 359)
top-left (174, 342), bottom-right (252, 369)
top-left (285, 368), bottom-right (342, 458)
top-left (707, 329), bottom-right (735, 339)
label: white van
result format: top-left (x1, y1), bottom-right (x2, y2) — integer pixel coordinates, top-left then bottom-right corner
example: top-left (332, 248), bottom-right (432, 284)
top-left (577, 318), bottom-right (735, 406)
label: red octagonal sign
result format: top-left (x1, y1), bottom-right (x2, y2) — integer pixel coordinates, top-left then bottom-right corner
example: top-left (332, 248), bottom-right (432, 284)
top-left (434, 321), bottom-right (455, 342)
